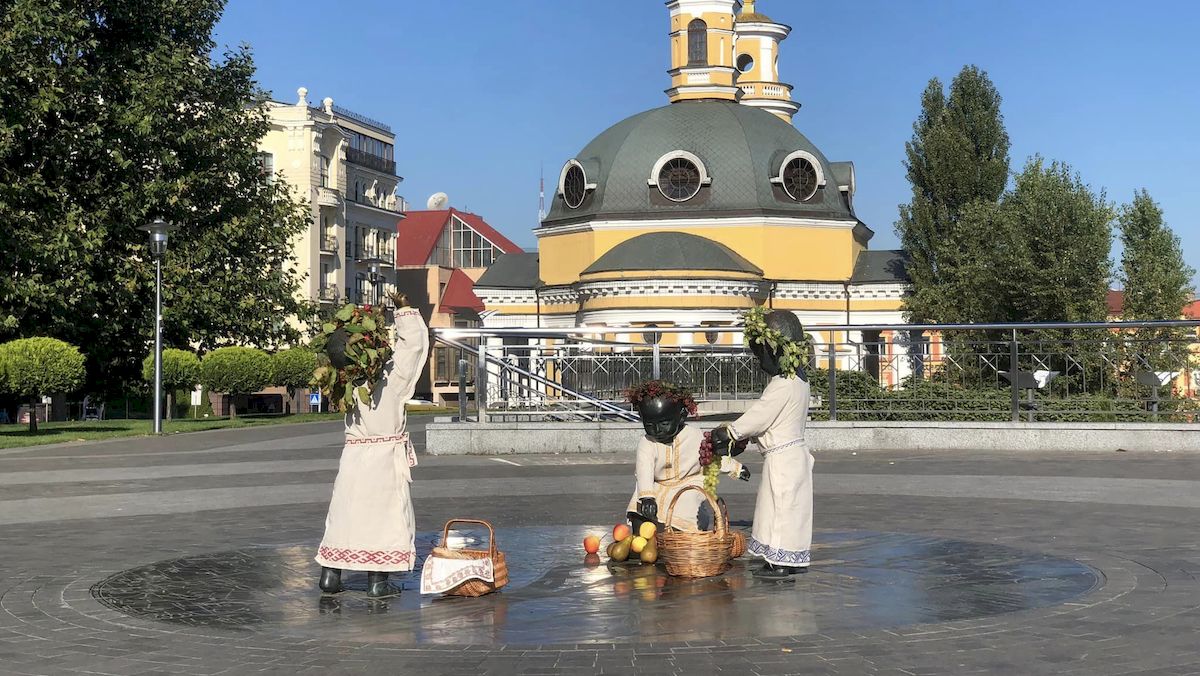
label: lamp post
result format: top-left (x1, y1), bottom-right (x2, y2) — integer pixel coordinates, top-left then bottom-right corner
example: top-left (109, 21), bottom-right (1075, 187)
top-left (367, 261), bottom-right (381, 305)
top-left (137, 218), bottom-right (178, 435)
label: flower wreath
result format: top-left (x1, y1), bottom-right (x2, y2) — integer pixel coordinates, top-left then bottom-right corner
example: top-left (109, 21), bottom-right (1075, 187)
top-left (741, 306), bottom-right (808, 379)
top-left (311, 292), bottom-right (408, 413)
top-left (623, 380), bottom-right (699, 418)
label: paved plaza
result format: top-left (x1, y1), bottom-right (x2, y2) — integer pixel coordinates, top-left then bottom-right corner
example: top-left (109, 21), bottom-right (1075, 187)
top-left (2, 422), bottom-right (1200, 675)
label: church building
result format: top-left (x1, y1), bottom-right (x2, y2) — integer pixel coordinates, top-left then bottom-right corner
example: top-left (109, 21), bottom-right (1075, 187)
top-left (475, 0), bottom-right (909, 365)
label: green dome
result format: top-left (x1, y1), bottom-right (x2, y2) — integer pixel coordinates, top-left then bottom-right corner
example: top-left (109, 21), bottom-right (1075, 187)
top-left (543, 101), bottom-right (853, 227)
top-left (582, 232), bottom-right (762, 276)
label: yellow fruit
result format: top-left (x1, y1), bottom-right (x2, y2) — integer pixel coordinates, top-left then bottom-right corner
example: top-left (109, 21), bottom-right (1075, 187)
top-left (640, 542), bottom-right (658, 564)
top-left (630, 536), bottom-right (648, 554)
top-left (611, 538), bottom-right (631, 562)
top-left (638, 521), bottom-right (657, 539)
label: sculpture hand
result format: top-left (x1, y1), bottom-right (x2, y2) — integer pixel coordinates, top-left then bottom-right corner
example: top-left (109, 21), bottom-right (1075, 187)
top-left (637, 497), bottom-right (658, 522)
top-left (709, 425), bottom-right (735, 457)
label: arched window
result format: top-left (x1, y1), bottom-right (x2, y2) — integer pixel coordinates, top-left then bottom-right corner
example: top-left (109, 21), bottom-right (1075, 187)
top-left (687, 19), bottom-right (707, 66)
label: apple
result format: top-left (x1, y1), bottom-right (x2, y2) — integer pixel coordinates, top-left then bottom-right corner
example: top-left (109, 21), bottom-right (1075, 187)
top-left (630, 536), bottom-right (648, 554)
top-left (613, 523), bottom-right (632, 542)
top-left (638, 521), bottom-right (657, 539)
top-left (583, 534), bottom-right (601, 554)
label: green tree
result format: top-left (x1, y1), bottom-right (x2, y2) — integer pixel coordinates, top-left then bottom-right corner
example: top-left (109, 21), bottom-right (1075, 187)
top-left (0, 0), bottom-right (314, 399)
top-left (272, 347), bottom-right (318, 414)
top-left (896, 65), bottom-right (1011, 323)
top-left (1117, 190), bottom-right (1195, 374)
top-left (200, 347), bottom-right (272, 419)
top-left (0, 338), bottom-right (86, 432)
top-left (141, 348), bottom-right (201, 420)
top-left (1002, 157), bottom-right (1113, 324)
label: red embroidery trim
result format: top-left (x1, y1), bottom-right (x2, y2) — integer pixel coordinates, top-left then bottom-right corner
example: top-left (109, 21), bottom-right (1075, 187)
top-left (317, 547), bottom-right (414, 565)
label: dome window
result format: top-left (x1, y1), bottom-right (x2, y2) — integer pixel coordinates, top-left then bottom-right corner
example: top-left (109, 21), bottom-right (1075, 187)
top-left (558, 159), bottom-right (595, 209)
top-left (773, 150), bottom-right (827, 202)
top-left (649, 150), bottom-right (712, 203)
top-left (736, 53), bottom-right (755, 73)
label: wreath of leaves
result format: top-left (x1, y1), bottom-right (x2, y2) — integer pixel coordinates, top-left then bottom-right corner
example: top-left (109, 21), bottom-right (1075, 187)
top-left (623, 379), bottom-right (699, 417)
top-left (741, 306), bottom-right (808, 379)
top-left (310, 301), bottom-right (394, 413)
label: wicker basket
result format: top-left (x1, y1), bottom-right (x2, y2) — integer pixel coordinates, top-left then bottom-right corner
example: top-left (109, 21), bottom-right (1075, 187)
top-left (428, 519), bottom-right (509, 597)
top-left (730, 530), bottom-right (746, 558)
top-left (656, 486), bottom-right (733, 578)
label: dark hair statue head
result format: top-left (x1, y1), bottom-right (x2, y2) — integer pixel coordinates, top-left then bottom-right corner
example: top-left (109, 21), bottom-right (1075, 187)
top-left (637, 395), bottom-right (688, 444)
top-left (325, 327), bottom-right (349, 369)
top-left (751, 310), bottom-right (807, 379)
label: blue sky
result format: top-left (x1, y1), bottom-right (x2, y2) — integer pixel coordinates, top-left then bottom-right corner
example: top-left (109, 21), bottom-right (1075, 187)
top-left (215, 0), bottom-right (1200, 285)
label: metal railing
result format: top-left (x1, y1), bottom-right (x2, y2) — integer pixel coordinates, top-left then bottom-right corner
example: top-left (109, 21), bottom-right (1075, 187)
top-left (346, 147), bottom-right (396, 175)
top-left (433, 321), bottom-right (1200, 424)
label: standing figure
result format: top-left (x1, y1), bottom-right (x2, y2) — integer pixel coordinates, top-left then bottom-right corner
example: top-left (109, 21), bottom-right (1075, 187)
top-left (315, 303), bottom-right (430, 598)
top-left (711, 309), bottom-right (813, 579)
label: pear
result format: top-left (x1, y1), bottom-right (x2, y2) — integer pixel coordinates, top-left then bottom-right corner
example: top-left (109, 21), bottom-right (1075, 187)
top-left (639, 541), bottom-right (658, 564)
top-left (606, 541), bottom-right (620, 559)
top-left (611, 537), bottom-right (632, 562)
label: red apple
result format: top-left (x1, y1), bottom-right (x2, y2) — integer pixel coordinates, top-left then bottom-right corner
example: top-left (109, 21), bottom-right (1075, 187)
top-left (613, 524), bottom-right (632, 542)
top-left (583, 534), bottom-right (601, 554)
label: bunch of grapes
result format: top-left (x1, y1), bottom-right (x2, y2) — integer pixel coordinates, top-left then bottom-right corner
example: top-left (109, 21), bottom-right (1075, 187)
top-left (703, 461), bottom-right (721, 495)
top-left (699, 431), bottom-right (716, 467)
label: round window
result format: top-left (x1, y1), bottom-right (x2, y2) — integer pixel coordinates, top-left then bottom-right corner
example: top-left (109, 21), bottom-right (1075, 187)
top-left (782, 157), bottom-right (819, 202)
top-left (736, 53), bottom-right (754, 73)
top-left (562, 163), bottom-right (587, 209)
top-left (657, 157), bottom-right (702, 202)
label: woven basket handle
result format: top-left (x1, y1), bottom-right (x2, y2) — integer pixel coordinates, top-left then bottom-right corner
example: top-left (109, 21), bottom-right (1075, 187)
top-left (441, 518), bottom-right (497, 557)
top-left (665, 485), bottom-right (727, 536)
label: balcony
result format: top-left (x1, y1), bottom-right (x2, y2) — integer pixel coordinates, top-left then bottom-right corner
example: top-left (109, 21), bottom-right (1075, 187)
top-left (346, 147), bottom-right (396, 175)
top-left (738, 81), bottom-right (794, 99)
top-left (318, 285), bottom-right (339, 303)
top-left (354, 246), bottom-right (396, 265)
top-left (320, 234), bottom-right (338, 253)
top-left (316, 186), bottom-right (342, 207)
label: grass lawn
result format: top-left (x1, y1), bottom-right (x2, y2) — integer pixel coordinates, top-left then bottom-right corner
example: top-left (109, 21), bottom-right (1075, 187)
top-left (0, 406), bottom-right (458, 450)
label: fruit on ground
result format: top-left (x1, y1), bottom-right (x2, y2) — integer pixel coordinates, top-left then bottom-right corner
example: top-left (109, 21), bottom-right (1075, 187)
top-left (639, 542), bottom-right (658, 564)
top-left (606, 541), bottom-right (619, 558)
top-left (613, 524), bottom-right (632, 542)
top-left (638, 521), bottom-right (657, 539)
top-left (611, 537), bottom-right (631, 562)
top-left (630, 536), bottom-right (648, 554)
top-left (583, 535), bottom-right (600, 554)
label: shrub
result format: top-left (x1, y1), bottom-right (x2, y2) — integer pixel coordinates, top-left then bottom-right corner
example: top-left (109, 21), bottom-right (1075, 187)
top-left (141, 349), bottom-right (201, 420)
top-left (200, 347), bottom-right (272, 418)
top-left (272, 347), bottom-right (318, 413)
top-left (0, 338), bottom-right (87, 432)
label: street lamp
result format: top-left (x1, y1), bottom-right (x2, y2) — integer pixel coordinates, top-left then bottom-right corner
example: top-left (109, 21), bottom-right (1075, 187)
top-left (137, 218), bottom-right (178, 435)
top-left (367, 261), bottom-right (381, 305)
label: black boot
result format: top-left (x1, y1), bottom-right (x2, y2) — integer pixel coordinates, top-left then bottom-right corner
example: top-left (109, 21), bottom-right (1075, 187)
top-left (753, 562), bottom-right (807, 579)
top-left (319, 566), bottom-right (344, 594)
top-left (367, 571), bottom-right (402, 598)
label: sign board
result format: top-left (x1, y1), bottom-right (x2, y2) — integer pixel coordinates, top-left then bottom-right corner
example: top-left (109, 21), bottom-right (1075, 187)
top-left (309, 392), bottom-right (321, 406)
top-left (190, 389), bottom-right (202, 407)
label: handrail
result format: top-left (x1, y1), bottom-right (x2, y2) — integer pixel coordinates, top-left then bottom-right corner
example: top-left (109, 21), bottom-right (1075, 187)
top-left (436, 335), bottom-right (638, 422)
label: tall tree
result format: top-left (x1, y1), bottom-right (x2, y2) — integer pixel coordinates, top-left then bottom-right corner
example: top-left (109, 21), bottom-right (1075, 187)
top-left (1119, 190), bottom-right (1194, 320)
top-left (1117, 190), bottom-right (1194, 375)
top-left (1001, 157), bottom-right (1113, 324)
top-left (0, 0), bottom-right (313, 398)
top-left (896, 65), bottom-right (1011, 323)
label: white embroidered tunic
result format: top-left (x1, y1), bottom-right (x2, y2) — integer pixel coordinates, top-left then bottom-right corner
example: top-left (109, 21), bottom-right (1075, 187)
top-left (730, 375), bottom-right (814, 567)
top-left (315, 308), bottom-right (429, 572)
top-left (626, 425), bottom-right (706, 531)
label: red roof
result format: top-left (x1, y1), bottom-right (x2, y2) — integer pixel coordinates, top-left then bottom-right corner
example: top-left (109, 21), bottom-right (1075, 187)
top-left (395, 208), bottom-right (522, 266)
top-left (438, 268), bottom-right (484, 314)
top-left (1184, 300), bottom-right (1200, 320)
top-left (1106, 290), bottom-right (1124, 316)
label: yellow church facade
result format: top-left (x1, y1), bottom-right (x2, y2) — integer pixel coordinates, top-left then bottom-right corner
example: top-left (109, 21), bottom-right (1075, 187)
top-left (475, 0), bottom-right (908, 360)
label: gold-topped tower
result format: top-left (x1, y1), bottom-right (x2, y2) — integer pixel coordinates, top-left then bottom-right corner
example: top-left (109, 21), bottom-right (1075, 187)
top-left (734, 0), bottom-right (800, 122)
top-left (665, 0), bottom-right (741, 103)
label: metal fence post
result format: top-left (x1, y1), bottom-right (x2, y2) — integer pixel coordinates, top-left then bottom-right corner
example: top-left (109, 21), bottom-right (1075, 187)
top-left (652, 341), bottom-right (661, 380)
top-left (1009, 329), bottom-right (1020, 423)
top-left (457, 353), bottom-right (467, 422)
top-left (476, 343), bottom-right (489, 423)
top-left (827, 337), bottom-right (838, 422)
